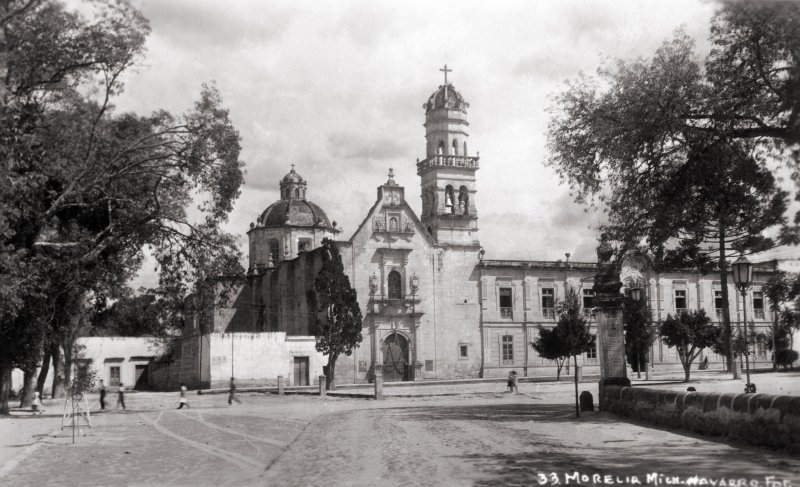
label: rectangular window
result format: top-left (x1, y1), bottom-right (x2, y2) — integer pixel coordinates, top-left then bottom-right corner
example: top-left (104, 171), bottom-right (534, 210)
top-left (542, 288), bottom-right (555, 319)
top-left (753, 291), bottom-right (765, 319)
top-left (715, 290), bottom-right (724, 319)
top-left (586, 336), bottom-right (597, 360)
top-left (501, 335), bottom-right (514, 364)
top-left (674, 290), bottom-right (687, 313)
top-left (582, 289), bottom-right (595, 315)
top-left (459, 345), bottom-right (469, 359)
top-left (756, 339), bottom-right (767, 358)
top-left (109, 366), bottom-right (121, 387)
top-left (425, 360), bottom-right (434, 372)
top-left (499, 287), bottom-right (513, 319)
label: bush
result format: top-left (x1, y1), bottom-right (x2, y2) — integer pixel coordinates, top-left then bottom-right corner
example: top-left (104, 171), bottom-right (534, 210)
top-left (776, 349), bottom-right (799, 369)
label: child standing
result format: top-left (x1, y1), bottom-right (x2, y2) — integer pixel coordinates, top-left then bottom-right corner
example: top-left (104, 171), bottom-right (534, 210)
top-left (31, 391), bottom-right (43, 415)
top-left (99, 380), bottom-right (106, 410)
top-left (228, 377), bottom-right (241, 406)
top-left (177, 383), bottom-right (189, 409)
top-left (507, 371), bottom-right (519, 394)
top-left (117, 383), bottom-right (126, 410)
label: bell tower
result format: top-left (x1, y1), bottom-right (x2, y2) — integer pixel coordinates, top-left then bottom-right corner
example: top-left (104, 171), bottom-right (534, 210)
top-left (418, 65), bottom-right (480, 248)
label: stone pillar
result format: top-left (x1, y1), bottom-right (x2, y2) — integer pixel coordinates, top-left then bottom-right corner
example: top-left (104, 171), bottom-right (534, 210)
top-left (374, 368), bottom-right (384, 400)
top-left (596, 238), bottom-right (632, 411)
top-left (576, 365), bottom-right (583, 382)
top-left (277, 376), bottom-right (284, 395)
top-left (319, 376), bottom-right (326, 396)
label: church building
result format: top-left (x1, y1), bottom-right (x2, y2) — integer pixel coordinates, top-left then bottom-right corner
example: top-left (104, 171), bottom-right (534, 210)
top-left (151, 72), bottom-right (781, 389)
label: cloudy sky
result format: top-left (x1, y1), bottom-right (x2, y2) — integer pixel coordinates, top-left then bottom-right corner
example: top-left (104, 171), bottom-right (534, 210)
top-left (118, 0), bottom-right (724, 287)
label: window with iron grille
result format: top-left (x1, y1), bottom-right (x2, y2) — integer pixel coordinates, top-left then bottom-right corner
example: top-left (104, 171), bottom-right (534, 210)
top-left (388, 270), bottom-right (402, 299)
top-left (586, 335), bottom-right (597, 360)
top-left (674, 289), bottom-right (687, 313)
top-left (542, 288), bottom-right (555, 318)
top-left (501, 335), bottom-right (514, 364)
top-left (582, 288), bottom-right (594, 315)
top-left (753, 291), bottom-right (765, 319)
top-left (459, 345), bottom-right (468, 359)
top-left (715, 290), bottom-right (724, 319)
top-left (499, 287), bottom-right (512, 319)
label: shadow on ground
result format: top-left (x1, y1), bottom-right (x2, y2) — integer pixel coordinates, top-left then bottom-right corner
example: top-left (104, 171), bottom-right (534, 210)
top-left (390, 402), bottom-right (800, 485)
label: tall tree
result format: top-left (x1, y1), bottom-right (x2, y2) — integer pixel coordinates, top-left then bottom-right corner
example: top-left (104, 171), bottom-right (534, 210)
top-left (0, 0), bottom-right (245, 414)
top-left (660, 310), bottom-right (719, 382)
top-left (311, 239), bottom-right (363, 391)
top-left (547, 286), bottom-right (595, 418)
top-left (546, 2), bottom-right (800, 373)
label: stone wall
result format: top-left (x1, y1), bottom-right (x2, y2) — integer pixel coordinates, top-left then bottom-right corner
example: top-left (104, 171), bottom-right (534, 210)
top-left (602, 385), bottom-right (800, 450)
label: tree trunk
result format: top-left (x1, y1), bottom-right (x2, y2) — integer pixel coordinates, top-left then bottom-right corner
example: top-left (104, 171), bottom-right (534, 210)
top-left (556, 359), bottom-right (563, 380)
top-left (718, 223), bottom-right (734, 373)
top-left (62, 335), bottom-right (74, 391)
top-left (51, 343), bottom-right (65, 399)
top-left (636, 350), bottom-right (641, 379)
top-left (326, 355), bottom-right (337, 391)
top-left (37, 350), bottom-right (51, 397)
top-left (573, 354), bottom-right (580, 419)
top-left (18, 368), bottom-right (37, 408)
top-left (0, 364), bottom-right (11, 415)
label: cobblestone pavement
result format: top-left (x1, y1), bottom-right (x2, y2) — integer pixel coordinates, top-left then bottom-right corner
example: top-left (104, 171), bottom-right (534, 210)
top-left (1, 374), bottom-right (799, 486)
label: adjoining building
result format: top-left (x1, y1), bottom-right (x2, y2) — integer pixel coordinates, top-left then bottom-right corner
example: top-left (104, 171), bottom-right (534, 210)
top-left (150, 73), bottom-right (787, 389)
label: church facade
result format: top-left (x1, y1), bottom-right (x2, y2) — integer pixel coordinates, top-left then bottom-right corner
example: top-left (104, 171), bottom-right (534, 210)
top-left (152, 75), bottom-right (782, 389)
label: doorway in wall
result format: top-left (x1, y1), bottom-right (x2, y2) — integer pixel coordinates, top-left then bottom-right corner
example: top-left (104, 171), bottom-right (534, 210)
top-left (293, 356), bottom-right (309, 386)
top-left (382, 333), bottom-right (409, 382)
top-left (134, 365), bottom-right (148, 390)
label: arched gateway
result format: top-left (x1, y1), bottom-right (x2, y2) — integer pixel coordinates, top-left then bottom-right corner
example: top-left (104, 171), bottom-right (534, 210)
top-left (382, 333), bottom-right (409, 382)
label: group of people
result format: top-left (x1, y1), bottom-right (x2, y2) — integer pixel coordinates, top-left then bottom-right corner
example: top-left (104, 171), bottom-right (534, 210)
top-left (93, 377), bottom-right (242, 411)
top-left (97, 380), bottom-right (126, 410)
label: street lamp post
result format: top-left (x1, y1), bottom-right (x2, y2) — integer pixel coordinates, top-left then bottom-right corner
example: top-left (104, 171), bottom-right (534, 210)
top-left (732, 256), bottom-right (756, 394)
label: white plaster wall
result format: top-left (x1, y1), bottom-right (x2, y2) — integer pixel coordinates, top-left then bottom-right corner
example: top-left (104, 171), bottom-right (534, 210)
top-left (209, 332), bottom-right (325, 386)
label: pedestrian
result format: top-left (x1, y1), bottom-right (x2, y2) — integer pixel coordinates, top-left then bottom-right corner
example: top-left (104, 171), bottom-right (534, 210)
top-left (31, 391), bottom-right (43, 415)
top-left (177, 383), bottom-right (189, 409)
top-left (117, 383), bottom-right (126, 410)
top-left (228, 377), bottom-right (240, 406)
top-left (507, 370), bottom-right (518, 394)
top-left (99, 380), bottom-right (106, 410)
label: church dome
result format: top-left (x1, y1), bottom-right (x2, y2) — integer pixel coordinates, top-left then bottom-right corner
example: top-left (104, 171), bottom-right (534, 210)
top-left (424, 83), bottom-right (469, 114)
top-left (258, 199), bottom-right (333, 229)
top-left (255, 166), bottom-right (334, 230)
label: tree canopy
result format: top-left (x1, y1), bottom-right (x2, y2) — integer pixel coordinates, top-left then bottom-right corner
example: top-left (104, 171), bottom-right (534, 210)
top-left (546, 1), bottom-right (800, 373)
top-left (0, 0), bottom-right (245, 413)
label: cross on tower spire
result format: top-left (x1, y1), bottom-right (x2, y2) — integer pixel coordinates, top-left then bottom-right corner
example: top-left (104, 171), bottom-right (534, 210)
top-left (290, 163), bottom-right (295, 171)
top-left (439, 64), bottom-right (452, 85)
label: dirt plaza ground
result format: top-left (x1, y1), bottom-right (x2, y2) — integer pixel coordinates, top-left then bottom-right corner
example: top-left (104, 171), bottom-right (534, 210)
top-left (1, 372), bottom-right (799, 487)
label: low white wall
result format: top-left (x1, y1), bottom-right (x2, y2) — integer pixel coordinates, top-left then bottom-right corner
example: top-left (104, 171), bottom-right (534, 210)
top-left (209, 333), bottom-right (326, 387)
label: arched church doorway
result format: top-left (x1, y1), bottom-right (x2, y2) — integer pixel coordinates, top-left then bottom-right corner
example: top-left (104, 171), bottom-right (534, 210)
top-left (382, 333), bottom-right (409, 382)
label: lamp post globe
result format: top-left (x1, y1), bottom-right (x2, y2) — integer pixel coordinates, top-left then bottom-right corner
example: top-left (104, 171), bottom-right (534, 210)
top-left (731, 256), bottom-right (756, 394)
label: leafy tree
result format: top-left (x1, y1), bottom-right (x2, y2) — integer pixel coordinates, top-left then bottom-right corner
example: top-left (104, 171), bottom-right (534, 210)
top-left (90, 292), bottom-right (167, 337)
top-left (530, 326), bottom-right (570, 380)
top-left (763, 271), bottom-right (800, 368)
top-left (311, 239), bottom-right (363, 391)
top-left (623, 296), bottom-right (654, 378)
top-left (0, 0), bottom-right (245, 414)
top-left (660, 310), bottom-right (719, 382)
top-left (538, 286), bottom-right (594, 418)
top-left (546, 2), bottom-right (800, 373)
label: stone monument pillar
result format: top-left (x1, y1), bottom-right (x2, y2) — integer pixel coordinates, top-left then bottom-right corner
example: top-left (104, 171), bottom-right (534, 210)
top-left (593, 235), bottom-right (631, 410)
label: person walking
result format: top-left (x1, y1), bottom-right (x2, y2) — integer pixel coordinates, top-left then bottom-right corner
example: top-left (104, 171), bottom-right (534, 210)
top-left (99, 380), bottom-right (106, 410)
top-left (507, 370), bottom-right (519, 394)
top-left (177, 383), bottom-right (189, 409)
top-left (117, 383), bottom-right (126, 410)
top-left (228, 377), bottom-right (241, 406)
